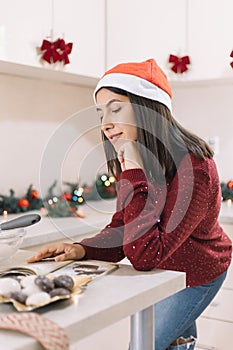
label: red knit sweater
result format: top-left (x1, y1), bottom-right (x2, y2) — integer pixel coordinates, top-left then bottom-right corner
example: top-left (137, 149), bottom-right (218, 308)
top-left (80, 153), bottom-right (232, 287)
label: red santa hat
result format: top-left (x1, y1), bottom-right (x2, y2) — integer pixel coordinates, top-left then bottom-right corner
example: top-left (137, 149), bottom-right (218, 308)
top-left (94, 58), bottom-right (172, 111)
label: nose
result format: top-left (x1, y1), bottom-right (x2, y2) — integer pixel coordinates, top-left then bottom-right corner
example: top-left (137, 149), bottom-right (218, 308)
top-left (101, 119), bottom-right (114, 133)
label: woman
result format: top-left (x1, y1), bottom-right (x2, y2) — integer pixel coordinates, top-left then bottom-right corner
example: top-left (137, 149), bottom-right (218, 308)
top-left (28, 59), bottom-right (232, 349)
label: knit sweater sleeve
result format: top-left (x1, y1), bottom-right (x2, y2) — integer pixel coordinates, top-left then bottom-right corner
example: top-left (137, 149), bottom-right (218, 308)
top-left (79, 198), bottom-right (125, 262)
top-left (119, 156), bottom-right (210, 271)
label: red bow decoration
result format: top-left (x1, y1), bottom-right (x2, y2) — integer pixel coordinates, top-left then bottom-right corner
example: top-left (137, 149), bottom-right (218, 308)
top-left (58, 39), bottom-right (73, 64)
top-left (168, 54), bottom-right (191, 73)
top-left (39, 38), bottom-right (73, 65)
top-left (40, 39), bottom-right (61, 63)
top-left (230, 50), bottom-right (233, 69)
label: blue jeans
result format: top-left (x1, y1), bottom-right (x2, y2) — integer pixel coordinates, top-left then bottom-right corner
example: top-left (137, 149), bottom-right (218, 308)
top-left (154, 271), bottom-right (227, 350)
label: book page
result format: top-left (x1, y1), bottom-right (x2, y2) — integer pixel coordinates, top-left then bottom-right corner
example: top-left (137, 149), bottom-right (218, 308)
top-left (0, 250), bottom-right (73, 277)
top-left (51, 260), bottom-right (118, 278)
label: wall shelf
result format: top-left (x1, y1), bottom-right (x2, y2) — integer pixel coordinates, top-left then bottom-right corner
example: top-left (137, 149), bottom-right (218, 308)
top-left (0, 60), bottom-right (99, 88)
top-left (170, 77), bottom-right (233, 88)
top-left (1, 60), bottom-right (232, 90)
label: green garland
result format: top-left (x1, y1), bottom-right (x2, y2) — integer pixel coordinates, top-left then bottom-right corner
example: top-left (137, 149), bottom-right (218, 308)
top-left (221, 180), bottom-right (233, 201)
top-left (0, 174), bottom-right (116, 217)
top-left (0, 185), bottom-right (43, 214)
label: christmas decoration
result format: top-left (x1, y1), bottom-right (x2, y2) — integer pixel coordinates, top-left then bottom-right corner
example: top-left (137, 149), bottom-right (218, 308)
top-left (44, 174), bottom-right (116, 218)
top-left (0, 175), bottom-right (116, 217)
top-left (230, 50), bottom-right (233, 69)
top-left (17, 198), bottom-right (30, 209)
top-left (168, 55), bottom-right (191, 74)
top-left (95, 174), bottom-right (117, 199)
top-left (30, 189), bottom-right (39, 199)
top-left (44, 181), bottom-right (81, 218)
top-left (168, 1), bottom-right (191, 75)
top-left (63, 181), bottom-right (85, 205)
top-left (221, 180), bottom-right (233, 201)
top-left (0, 185), bottom-right (43, 215)
top-left (39, 38), bottom-right (73, 65)
top-left (62, 174), bottom-right (116, 203)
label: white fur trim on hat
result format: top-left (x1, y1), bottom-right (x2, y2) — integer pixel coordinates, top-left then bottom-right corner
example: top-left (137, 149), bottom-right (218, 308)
top-left (93, 73), bottom-right (172, 112)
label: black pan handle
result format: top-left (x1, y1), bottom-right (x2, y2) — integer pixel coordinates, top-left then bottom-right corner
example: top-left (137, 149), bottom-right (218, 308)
top-left (0, 214), bottom-right (41, 231)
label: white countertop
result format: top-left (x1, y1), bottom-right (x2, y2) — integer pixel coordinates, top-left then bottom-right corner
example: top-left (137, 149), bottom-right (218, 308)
top-left (0, 259), bottom-right (185, 349)
top-left (14, 199), bottom-right (117, 248)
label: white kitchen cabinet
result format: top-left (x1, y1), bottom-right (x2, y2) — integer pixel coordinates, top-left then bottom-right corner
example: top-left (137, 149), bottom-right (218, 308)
top-left (106, 0), bottom-right (187, 72)
top-left (0, 0), bottom-right (232, 80)
top-left (0, 0), bottom-right (105, 77)
top-left (0, 0), bottom-right (51, 64)
top-left (51, 0), bottom-right (105, 77)
top-left (187, 0), bottom-right (232, 80)
top-left (106, 0), bottom-right (233, 80)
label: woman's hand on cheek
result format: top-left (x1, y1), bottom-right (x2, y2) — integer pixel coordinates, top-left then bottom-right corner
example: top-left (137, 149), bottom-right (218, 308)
top-left (117, 141), bottom-right (144, 171)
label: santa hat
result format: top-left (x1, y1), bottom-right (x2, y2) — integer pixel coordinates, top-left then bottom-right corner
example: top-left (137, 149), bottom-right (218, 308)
top-left (94, 58), bottom-right (172, 111)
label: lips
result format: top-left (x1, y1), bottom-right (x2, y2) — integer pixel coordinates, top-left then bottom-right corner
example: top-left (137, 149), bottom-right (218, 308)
top-left (109, 132), bottom-right (123, 143)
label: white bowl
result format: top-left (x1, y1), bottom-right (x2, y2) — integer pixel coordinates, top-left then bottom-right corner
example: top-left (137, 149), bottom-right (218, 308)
top-left (0, 228), bottom-right (26, 262)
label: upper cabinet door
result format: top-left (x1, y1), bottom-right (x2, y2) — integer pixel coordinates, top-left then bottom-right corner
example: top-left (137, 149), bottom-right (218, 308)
top-left (0, 0), bottom-right (232, 81)
top-left (106, 0), bottom-right (233, 80)
top-left (106, 0), bottom-right (187, 74)
top-left (53, 0), bottom-right (105, 77)
top-left (0, 0), bottom-right (105, 77)
top-left (187, 0), bottom-right (232, 80)
top-left (0, 0), bottom-right (51, 65)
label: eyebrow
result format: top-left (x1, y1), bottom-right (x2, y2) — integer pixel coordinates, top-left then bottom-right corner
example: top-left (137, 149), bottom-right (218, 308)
top-left (96, 99), bottom-right (122, 112)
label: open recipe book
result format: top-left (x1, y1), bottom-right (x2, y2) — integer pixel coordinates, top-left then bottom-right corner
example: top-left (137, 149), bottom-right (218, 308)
top-left (0, 249), bottom-right (118, 312)
top-left (0, 249), bottom-right (118, 278)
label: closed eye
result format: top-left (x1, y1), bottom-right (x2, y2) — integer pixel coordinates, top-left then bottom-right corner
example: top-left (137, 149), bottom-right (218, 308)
top-left (111, 107), bottom-right (121, 114)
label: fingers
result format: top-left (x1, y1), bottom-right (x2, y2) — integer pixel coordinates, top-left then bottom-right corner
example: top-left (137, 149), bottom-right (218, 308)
top-left (117, 148), bottom-right (124, 164)
top-left (27, 243), bottom-right (86, 263)
top-left (27, 244), bottom-right (65, 263)
top-left (54, 253), bottom-right (67, 262)
top-left (117, 147), bottom-right (126, 171)
top-left (55, 244), bottom-right (86, 262)
top-left (54, 252), bottom-right (73, 262)
top-left (54, 248), bottom-right (74, 262)
top-left (117, 141), bottom-right (143, 170)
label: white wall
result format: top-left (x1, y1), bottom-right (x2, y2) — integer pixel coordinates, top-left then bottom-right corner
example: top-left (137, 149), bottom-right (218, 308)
top-left (171, 80), bottom-right (233, 181)
top-left (0, 74), bottom-right (106, 197)
top-left (1, 73), bottom-right (232, 200)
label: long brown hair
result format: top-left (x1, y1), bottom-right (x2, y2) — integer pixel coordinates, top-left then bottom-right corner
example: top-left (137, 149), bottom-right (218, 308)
top-left (100, 87), bottom-right (214, 183)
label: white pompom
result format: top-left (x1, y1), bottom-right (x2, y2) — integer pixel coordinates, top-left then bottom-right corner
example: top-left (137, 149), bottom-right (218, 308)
top-left (22, 284), bottom-right (41, 296)
top-left (0, 278), bottom-right (21, 298)
top-left (26, 292), bottom-right (51, 306)
top-left (20, 275), bottom-right (37, 288)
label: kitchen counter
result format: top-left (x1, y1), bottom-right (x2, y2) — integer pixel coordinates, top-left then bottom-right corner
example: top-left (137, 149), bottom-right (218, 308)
top-left (8, 199), bottom-right (117, 249)
top-left (0, 256), bottom-right (185, 350)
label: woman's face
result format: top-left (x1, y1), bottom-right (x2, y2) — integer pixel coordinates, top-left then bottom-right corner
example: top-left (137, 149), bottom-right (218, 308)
top-left (96, 88), bottom-right (137, 151)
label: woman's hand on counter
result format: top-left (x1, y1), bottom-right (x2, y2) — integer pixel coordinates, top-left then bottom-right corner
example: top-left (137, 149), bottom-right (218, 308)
top-left (26, 243), bottom-right (86, 263)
